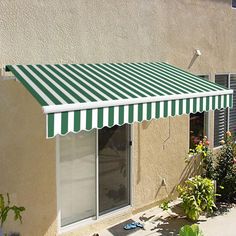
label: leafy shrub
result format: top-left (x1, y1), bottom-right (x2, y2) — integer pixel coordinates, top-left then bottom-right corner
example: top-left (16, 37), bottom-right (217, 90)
top-left (179, 224), bottom-right (204, 236)
top-left (214, 131), bottom-right (236, 202)
top-left (189, 131), bottom-right (236, 203)
top-left (178, 176), bottom-right (216, 220)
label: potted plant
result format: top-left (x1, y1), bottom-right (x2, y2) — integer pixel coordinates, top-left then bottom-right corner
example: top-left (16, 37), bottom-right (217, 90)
top-left (0, 193), bottom-right (25, 236)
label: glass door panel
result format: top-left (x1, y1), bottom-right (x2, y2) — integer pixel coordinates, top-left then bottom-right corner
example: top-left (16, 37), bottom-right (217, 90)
top-left (98, 125), bottom-right (130, 214)
top-left (60, 130), bottom-right (96, 226)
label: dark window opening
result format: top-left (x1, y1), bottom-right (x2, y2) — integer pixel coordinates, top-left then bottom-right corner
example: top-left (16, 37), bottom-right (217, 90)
top-left (190, 112), bottom-right (205, 149)
top-left (233, 0), bottom-right (236, 8)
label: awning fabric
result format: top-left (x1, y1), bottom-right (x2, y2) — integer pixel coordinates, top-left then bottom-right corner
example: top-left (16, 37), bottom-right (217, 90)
top-left (6, 62), bottom-right (233, 138)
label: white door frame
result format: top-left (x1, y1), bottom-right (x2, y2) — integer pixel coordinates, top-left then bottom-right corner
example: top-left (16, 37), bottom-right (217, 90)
top-left (56, 124), bottom-right (133, 234)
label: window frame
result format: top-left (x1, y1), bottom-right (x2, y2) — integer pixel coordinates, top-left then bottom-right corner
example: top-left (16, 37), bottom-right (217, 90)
top-left (56, 125), bottom-right (133, 234)
top-left (189, 112), bottom-right (206, 149)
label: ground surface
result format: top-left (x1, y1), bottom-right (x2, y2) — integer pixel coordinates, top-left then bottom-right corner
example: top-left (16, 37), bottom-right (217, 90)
top-left (98, 201), bottom-right (236, 236)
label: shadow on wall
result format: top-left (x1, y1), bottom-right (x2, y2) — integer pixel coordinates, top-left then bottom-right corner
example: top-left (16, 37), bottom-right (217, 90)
top-left (178, 154), bottom-right (202, 183)
top-left (135, 117), bottom-right (200, 202)
top-left (166, 155), bottom-right (202, 199)
top-left (136, 118), bottom-right (171, 185)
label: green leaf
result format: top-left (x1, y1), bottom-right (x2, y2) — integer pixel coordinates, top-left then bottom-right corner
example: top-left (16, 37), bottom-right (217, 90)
top-left (160, 200), bottom-right (170, 211)
top-left (0, 194), bottom-right (25, 227)
top-left (0, 195), bottom-right (4, 212)
top-left (179, 224), bottom-right (204, 236)
top-left (179, 225), bottom-right (192, 236)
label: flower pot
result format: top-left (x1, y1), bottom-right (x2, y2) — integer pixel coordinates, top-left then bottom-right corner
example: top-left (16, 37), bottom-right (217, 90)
top-left (0, 227), bottom-right (3, 236)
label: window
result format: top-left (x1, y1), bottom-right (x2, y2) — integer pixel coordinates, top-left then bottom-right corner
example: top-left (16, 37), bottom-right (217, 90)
top-left (58, 125), bottom-right (131, 227)
top-left (189, 75), bottom-right (209, 149)
top-left (190, 113), bottom-right (206, 149)
top-left (232, 0), bottom-right (236, 8)
top-left (214, 74), bottom-right (236, 147)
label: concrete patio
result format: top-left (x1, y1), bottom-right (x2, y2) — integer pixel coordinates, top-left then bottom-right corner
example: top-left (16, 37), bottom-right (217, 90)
top-left (98, 201), bottom-right (236, 236)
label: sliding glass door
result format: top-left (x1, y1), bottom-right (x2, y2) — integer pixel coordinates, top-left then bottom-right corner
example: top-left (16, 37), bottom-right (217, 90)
top-left (99, 125), bottom-right (130, 214)
top-left (60, 130), bottom-right (96, 226)
top-left (59, 125), bottom-right (130, 227)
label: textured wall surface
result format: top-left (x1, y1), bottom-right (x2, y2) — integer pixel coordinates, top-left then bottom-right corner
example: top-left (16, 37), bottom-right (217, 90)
top-left (0, 80), bottom-right (57, 236)
top-left (0, 0), bottom-right (236, 235)
top-left (133, 117), bottom-right (189, 210)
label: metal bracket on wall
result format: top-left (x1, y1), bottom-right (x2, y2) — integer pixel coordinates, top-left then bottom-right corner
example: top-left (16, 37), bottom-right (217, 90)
top-left (0, 76), bottom-right (16, 80)
top-left (0, 66), bottom-right (17, 81)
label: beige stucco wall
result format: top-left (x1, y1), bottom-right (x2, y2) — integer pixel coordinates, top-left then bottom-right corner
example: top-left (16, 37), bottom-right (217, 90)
top-left (133, 117), bottom-right (189, 210)
top-left (0, 0), bottom-right (236, 235)
top-left (0, 80), bottom-right (57, 235)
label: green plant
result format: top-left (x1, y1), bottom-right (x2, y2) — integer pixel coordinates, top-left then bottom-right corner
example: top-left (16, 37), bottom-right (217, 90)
top-left (214, 132), bottom-right (236, 202)
top-left (188, 136), bottom-right (215, 178)
top-left (0, 193), bottom-right (25, 227)
top-left (179, 224), bottom-right (204, 236)
top-left (201, 150), bottom-right (215, 180)
top-left (188, 136), bottom-right (209, 158)
top-left (160, 200), bottom-right (170, 211)
top-left (178, 176), bottom-right (216, 220)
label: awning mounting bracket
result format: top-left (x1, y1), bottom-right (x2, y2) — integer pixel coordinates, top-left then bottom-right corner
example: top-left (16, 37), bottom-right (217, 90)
top-left (0, 65), bottom-right (17, 81)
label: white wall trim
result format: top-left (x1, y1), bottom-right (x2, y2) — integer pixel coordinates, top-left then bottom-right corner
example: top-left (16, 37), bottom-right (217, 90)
top-left (95, 129), bottom-right (99, 219)
top-left (130, 124), bottom-right (134, 208)
top-left (56, 136), bottom-right (61, 232)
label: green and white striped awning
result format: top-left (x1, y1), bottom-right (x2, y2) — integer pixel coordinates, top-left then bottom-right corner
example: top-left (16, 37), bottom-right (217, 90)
top-left (6, 62), bottom-right (233, 138)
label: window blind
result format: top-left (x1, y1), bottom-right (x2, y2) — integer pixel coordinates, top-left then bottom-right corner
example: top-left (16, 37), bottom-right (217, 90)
top-left (229, 75), bottom-right (236, 136)
top-left (214, 75), bottom-right (229, 147)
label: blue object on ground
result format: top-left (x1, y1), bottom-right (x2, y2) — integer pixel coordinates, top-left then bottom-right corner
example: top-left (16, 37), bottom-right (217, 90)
top-left (123, 222), bottom-right (144, 230)
top-left (135, 222), bottom-right (144, 228)
top-left (124, 222), bottom-right (137, 230)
